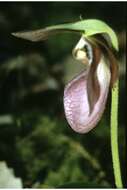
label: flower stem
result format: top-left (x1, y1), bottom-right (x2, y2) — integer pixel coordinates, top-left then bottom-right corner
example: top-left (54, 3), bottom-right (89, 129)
top-left (110, 79), bottom-right (123, 188)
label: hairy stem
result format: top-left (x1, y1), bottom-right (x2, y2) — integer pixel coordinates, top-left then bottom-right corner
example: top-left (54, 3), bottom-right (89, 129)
top-left (111, 79), bottom-right (123, 188)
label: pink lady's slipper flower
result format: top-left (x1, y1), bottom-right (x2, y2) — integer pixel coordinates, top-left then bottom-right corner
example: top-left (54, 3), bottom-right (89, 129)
top-left (64, 36), bottom-right (118, 133)
top-left (12, 19), bottom-right (118, 134)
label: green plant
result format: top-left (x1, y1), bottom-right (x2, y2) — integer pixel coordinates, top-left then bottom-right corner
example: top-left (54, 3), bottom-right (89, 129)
top-left (12, 19), bottom-right (123, 188)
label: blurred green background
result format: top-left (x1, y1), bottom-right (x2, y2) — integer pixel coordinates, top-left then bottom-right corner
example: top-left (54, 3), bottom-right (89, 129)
top-left (0, 2), bottom-right (126, 188)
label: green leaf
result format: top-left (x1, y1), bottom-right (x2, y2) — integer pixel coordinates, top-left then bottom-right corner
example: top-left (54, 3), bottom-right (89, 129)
top-left (12, 19), bottom-right (118, 51)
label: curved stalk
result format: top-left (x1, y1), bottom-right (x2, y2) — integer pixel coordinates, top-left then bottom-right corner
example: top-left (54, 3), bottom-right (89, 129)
top-left (111, 79), bottom-right (123, 188)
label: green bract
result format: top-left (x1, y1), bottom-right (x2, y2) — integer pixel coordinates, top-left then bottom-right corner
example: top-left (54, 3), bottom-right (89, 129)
top-left (12, 19), bottom-right (119, 51)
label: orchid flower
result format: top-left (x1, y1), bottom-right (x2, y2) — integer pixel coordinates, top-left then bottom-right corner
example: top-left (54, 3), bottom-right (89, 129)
top-left (64, 36), bottom-right (114, 133)
top-left (12, 19), bottom-right (123, 187)
top-left (12, 19), bottom-right (118, 133)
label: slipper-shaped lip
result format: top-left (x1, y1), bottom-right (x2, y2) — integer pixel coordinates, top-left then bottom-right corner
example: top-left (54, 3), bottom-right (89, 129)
top-left (64, 36), bottom-right (111, 133)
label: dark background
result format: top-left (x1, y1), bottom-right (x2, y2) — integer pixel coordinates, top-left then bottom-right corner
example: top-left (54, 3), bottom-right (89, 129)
top-left (0, 2), bottom-right (126, 188)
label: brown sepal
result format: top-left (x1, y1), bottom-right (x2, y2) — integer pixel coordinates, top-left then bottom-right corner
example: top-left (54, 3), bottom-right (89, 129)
top-left (87, 45), bottom-right (101, 114)
top-left (107, 49), bottom-right (119, 88)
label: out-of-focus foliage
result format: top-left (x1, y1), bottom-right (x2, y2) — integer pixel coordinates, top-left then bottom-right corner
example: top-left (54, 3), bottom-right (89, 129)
top-left (0, 161), bottom-right (22, 188)
top-left (0, 2), bottom-right (126, 188)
